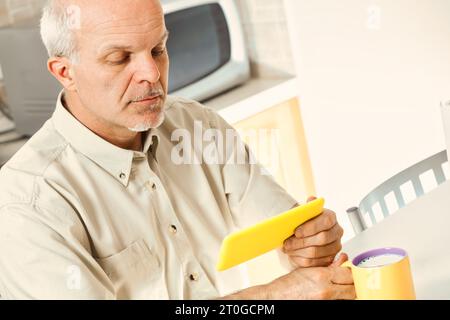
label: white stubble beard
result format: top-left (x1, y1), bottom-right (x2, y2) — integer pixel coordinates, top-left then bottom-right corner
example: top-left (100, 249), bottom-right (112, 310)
top-left (127, 112), bottom-right (165, 132)
top-left (127, 92), bottom-right (166, 133)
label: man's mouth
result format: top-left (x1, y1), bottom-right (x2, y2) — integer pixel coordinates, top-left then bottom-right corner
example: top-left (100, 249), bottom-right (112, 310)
top-left (132, 95), bottom-right (161, 103)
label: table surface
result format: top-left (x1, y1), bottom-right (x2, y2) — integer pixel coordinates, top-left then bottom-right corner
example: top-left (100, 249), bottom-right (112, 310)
top-left (343, 180), bottom-right (450, 299)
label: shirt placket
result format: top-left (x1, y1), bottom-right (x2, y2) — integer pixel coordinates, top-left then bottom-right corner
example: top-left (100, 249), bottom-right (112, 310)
top-left (141, 156), bottom-right (219, 299)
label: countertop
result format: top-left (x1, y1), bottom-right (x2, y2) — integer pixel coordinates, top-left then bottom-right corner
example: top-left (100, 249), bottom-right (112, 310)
top-left (204, 76), bottom-right (299, 124)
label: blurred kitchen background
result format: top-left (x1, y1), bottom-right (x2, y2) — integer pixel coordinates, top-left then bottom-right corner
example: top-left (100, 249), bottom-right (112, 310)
top-left (1, 0), bottom-right (450, 285)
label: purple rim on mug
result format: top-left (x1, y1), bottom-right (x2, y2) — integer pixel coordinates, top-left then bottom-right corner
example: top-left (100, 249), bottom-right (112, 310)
top-left (352, 247), bottom-right (407, 267)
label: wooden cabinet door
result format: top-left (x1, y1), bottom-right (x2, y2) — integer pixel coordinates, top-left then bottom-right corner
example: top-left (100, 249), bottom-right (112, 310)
top-left (233, 97), bottom-right (315, 201)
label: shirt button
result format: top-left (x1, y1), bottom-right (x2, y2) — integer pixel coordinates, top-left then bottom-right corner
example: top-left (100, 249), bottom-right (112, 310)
top-left (169, 225), bottom-right (177, 234)
top-left (146, 182), bottom-right (157, 192)
top-left (189, 273), bottom-right (199, 281)
top-left (119, 173), bottom-right (126, 179)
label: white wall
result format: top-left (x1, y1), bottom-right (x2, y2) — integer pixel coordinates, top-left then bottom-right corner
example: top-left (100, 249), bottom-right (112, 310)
top-left (284, 0), bottom-right (450, 241)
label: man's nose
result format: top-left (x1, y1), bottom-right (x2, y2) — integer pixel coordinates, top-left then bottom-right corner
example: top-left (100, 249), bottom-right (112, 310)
top-left (133, 53), bottom-right (161, 84)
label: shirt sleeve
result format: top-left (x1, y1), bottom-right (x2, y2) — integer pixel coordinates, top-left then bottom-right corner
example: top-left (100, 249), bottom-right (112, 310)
top-left (203, 107), bottom-right (299, 229)
top-left (0, 203), bottom-right (115, 299)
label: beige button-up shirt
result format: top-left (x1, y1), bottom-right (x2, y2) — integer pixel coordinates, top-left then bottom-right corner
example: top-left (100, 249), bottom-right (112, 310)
top-left (0, 92), bottom-right (297, 299)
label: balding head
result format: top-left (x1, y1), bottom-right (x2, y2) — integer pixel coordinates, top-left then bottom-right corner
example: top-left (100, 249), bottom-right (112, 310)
top-left (40, 0), bottom-right (164, 62)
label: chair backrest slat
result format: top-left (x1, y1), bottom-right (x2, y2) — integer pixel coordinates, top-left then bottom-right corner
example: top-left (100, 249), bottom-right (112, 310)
top-left (367, 207), bottom-right (377, 226)
top-left (379, 198), bottom-right (389, 217)
top-left (411, 177), bottom-right (424, 198)
top-left (434, 166), bottom-right (446, 185)
top-left (393, 187), bottom-right (406, 209)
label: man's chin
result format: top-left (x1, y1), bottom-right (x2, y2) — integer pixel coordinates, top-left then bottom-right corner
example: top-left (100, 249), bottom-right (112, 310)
top-left (127, 114), bottom-right (165, 132)
top-left (128, 125), bottom-right (152, 133)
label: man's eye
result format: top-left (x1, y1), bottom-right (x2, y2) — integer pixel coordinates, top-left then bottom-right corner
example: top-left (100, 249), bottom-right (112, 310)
top-left (106, 53), bottom-right (130, 65)
top-left (152, 48), bottom-right (166, 57)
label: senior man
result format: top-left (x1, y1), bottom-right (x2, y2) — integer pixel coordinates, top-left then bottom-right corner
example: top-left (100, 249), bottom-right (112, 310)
top-left (0, 0), bottom-right (354, 300)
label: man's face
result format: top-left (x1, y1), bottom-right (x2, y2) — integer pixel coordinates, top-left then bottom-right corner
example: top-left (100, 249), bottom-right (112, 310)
top-left (71, 0), bottom-right (169, 132)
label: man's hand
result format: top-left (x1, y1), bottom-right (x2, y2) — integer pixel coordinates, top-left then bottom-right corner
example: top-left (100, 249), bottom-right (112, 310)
top-left (282, 196), bottom-right (344, 268)
top-left (267, 253), bottom-right (355, 300)
top-left (222, 253), bottom-right (355, 300)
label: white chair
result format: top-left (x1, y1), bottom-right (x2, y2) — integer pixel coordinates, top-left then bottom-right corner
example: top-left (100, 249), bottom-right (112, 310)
top-left (347, 150), bottom-right (448, 234)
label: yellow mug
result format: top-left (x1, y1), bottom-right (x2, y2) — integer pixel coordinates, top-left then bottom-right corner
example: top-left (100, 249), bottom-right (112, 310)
top-left (342, 247), bottom-right (416, 300)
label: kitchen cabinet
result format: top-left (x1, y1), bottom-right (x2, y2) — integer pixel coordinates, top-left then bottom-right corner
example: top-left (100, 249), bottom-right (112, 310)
top-left (232, 96), bottom-right (315, 202)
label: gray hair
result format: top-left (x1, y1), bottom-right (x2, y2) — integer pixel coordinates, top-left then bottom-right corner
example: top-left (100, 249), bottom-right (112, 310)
top-left (40, 0), bottom-right (79, 63)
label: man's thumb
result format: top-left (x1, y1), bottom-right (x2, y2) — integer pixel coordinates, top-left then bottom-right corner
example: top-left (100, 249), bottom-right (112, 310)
top-left (331, 252), bottom-right (349, 267)
top-left (307, 196), bottom-right (317, 203)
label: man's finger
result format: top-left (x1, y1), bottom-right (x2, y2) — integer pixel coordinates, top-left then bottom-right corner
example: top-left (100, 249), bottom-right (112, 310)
top-left (331, 265), bottom-right (354, 285)
top-left (284, 240), bottom-right (342, 259)
top-left (284, 224), bottom-right (343, 251)
top-left (283, 235), bottom-right (304, 252)
top-left (331, 252), bottom-right (349, 267)
top-left (294, 209), bottom-right (338, 238)
top-left (302, 224), bottom-right (343, 248)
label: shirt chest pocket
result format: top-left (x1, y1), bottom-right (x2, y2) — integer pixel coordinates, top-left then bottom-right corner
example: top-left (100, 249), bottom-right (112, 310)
top-left (95, 239), bottom-right (168, 299)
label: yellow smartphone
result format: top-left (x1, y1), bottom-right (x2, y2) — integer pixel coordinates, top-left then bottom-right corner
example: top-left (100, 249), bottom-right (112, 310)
top-left (216, 198), bottom-right (325, 271)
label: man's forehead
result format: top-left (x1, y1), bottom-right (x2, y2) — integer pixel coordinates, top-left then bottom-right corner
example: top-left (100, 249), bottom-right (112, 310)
top-left (97, 30), bottom-right (169, 54)
top-left (62, 0), bottom-right (164, 32)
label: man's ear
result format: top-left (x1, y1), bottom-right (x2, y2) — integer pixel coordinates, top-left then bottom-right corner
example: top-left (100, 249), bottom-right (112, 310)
top-left (47, 57), bottom-right (77, 91)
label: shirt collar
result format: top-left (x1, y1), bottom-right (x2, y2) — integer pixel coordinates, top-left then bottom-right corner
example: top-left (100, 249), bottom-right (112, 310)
top-left (51, 90), bottom-right (159, 187)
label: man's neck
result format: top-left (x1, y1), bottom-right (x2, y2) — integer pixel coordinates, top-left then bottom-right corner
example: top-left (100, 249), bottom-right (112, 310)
top-left (62, 92), bottom-right (143, 151)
